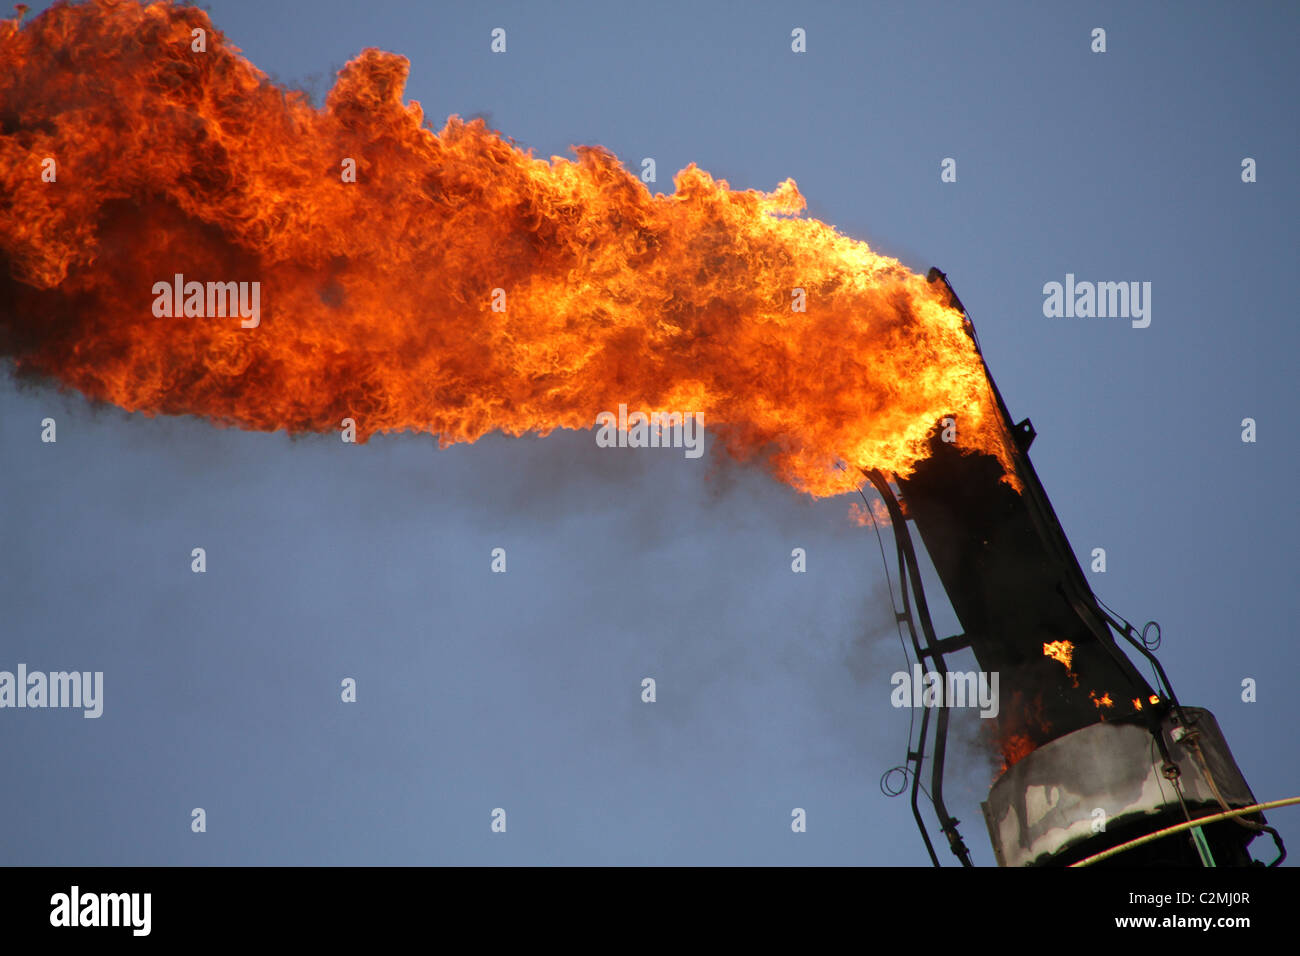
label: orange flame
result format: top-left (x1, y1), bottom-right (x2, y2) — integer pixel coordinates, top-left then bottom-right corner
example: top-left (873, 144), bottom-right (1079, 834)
top-left (1042, 639), bottom-right (1079, 688)
top-left (999, 734), bottom-right (1035, 771)
top-left (848, 499), bottom-right (892, 528)
top-left (991, 690), bottom-right (1050, 774)
top-left (0, 1), bottom-right (1018, 498)
top-left (1042, 640), bottom-right (1074, 670)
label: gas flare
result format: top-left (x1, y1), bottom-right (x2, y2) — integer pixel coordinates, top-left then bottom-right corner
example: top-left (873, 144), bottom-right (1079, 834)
top-left (0, 0), bottom-right (1017, 498)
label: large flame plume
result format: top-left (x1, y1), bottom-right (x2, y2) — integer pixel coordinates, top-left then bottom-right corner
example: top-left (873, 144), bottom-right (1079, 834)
top-left (0, 1), bottom-right (1016, 497)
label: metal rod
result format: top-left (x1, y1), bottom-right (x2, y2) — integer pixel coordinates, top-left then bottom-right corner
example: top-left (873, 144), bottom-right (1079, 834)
top-left (866, 468), bottom-right (972, 866)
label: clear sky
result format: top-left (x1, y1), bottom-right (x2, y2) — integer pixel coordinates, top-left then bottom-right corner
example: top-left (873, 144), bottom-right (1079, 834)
top-left (2, 0), bottom-right (1296, 865)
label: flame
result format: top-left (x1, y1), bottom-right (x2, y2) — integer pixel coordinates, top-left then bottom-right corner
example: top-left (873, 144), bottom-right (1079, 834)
top-left (1042, 639), bottom-right (1079, 688)
top-left (0, 0), bottom-right (1019, 498)
top-left (848, 498), bottom-right (892, 528)
top-left (997, 651), bottom-right (1156, 774)
top-left (999, 734), bottom-right (1035, 771)
top-left (991, 690), bottom-right (1049, 774)
top-left (1042, 640), bottom-right (1074, 670)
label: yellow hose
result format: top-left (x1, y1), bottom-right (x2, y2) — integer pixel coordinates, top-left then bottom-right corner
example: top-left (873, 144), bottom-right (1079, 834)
top-left (1070, 796), bottom-right (1300, 867)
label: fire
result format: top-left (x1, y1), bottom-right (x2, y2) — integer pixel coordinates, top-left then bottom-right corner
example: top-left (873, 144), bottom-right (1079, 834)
top-left (999, 734), bottom-right (1035, 771)
top-left (992, 690), bottom-right (1049, 774)
top-left (1042, 640), bottom-right (1074, 670)
top-left (1042, 639), bottom-right (1079, 687)
top-left (1089, 690), bottom-right (1113, 710)
top-left (0, 1), bottom-right (1018, 498)
top-left (848, 499), bottom-right (892, 528)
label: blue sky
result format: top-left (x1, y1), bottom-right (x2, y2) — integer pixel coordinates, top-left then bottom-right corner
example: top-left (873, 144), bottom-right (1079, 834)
top-left (2, 0), bottom-right (1296, 865)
